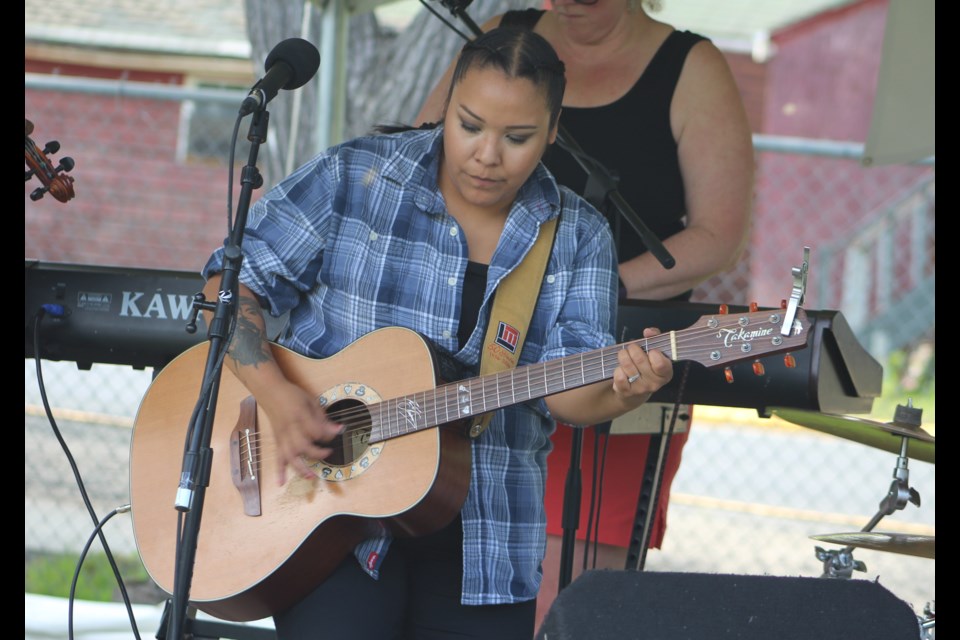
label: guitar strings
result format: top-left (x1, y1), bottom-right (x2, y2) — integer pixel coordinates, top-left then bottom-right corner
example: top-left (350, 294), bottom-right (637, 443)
top-left (237, 316), bottom-right (801, 462)
top-left (329, 320), bottom-right (795, 437)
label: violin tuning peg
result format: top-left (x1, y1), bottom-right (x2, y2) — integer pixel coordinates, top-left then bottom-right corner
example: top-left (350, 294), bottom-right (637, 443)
top-left (752, 361), bottom-right (765, 376)
top-left (723, 367), bottom-right (734, 383)
top-left (783, 353), bottom-right (796, 368)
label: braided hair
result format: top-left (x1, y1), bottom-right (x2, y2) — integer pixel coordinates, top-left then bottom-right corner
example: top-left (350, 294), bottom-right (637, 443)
top-left (447, 27), bottom-right (566, 129)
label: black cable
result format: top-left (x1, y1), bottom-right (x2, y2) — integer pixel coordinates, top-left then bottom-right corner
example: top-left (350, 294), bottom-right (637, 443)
top-left (69, 506), bottom-right (129, 640)
top-left (581, 428), bottom-right (601, 571)
top-left (32, 308), bottom-right (142, 640)
top-left (636, 362), bottom-right (692, 570)
top-left (590, 429), bottom-right (611, 569)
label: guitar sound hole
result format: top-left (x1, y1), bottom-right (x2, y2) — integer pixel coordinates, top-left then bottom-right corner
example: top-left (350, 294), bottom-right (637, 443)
top-left (322, 398), bottom-right (372, 466)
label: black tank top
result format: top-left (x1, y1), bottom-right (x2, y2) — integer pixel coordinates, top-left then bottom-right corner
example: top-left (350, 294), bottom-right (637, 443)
top-left (501, 9), bottom-right (705, 299)
top-left (459, 260), bottom-right (488, 350)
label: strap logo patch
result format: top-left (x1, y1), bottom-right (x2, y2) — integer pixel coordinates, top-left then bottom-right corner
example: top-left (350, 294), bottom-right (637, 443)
top-left (495, 321), bottom-right (520, 353)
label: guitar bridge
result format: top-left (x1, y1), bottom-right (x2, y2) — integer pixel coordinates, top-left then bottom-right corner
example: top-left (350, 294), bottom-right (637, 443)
top-left (230, 395), bottom-right (262, 516)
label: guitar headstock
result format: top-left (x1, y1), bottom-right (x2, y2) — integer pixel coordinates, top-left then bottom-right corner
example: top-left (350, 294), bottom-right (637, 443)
top-left (677, 306), bottom-right (809, 370)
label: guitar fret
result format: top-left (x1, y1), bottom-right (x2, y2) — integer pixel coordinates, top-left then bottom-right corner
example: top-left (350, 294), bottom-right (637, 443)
top-left (379, 399), bottom-right (392, 439)
top-left (370, 402), bottom-right (381, 440)
top-left (413, 390), bottom-right (423, 432)
top-left (391, 396), bottom-right (402, 437)
top-left (433, 389), bottom-right (442, 429)
top-left (488, 374), bottom-right (495, 415)
top-left (448, 385), bottom-right (455, 426)
top-left (421, 390), bottom-right (430, 430)
top-left (466, 378), bottom-right (475, 418)
top-left (445, 383), bottom-right (454, 424)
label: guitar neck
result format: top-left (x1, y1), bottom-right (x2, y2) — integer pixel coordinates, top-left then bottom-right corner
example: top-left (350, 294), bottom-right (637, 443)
top-left (367, 307), bottom-right (808, 442)
top-left (371, 338), bottom-right (649, 442)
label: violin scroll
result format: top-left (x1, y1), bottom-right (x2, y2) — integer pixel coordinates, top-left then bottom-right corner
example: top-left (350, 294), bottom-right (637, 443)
top-left (25, 118), bottom-right (76, 203)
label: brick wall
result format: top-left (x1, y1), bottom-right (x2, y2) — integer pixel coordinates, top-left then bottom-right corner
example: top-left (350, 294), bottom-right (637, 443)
top-left (26, 70), bottom-right (232, 273)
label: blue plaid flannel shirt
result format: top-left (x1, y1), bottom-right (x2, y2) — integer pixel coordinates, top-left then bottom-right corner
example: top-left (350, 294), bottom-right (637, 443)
top-left (203, 126), bottom-right (619, 605)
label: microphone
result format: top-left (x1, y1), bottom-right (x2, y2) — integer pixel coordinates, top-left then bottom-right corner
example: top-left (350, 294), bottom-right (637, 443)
top-left (239, 38), bottom-right (321, 116)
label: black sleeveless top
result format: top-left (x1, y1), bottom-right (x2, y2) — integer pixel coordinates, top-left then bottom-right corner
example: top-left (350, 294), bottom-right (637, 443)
top-left (459, 260), bottom-right (488, 349)
top-left (501, 9), bottom-right (706, 298)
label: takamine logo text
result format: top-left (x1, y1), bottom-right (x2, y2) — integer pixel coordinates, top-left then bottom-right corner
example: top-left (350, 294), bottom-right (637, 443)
top-left (719, 326), bottom-right (774, 348)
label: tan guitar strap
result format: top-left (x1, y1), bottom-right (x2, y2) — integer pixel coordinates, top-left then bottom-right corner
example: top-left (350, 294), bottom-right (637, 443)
top-left (469, 216), bottom-right (558, 438)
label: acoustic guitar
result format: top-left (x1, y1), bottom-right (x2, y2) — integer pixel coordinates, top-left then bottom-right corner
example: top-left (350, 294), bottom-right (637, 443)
top-left (130, 307), bottom-right (809, 622)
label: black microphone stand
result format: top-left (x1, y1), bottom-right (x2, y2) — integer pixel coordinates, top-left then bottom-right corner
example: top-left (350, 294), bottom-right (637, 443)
top-left (161, 108), bottom-right (270, 640)
top-left (433, 0), bottom-right (678, 595)
top-left (547, 129), bottom-right (676, 591)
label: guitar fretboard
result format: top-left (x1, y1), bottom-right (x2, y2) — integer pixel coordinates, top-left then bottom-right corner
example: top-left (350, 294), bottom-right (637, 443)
top-left (371, 337), bottom-right (663, 441)
top-left (367, 307), bottom-right (805, 442)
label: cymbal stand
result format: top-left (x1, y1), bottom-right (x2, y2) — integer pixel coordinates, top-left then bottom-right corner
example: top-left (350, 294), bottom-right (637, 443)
top-left (919, 600), bottom-right (935, 639)
top-left (815, 402), bottom-right (923, 578)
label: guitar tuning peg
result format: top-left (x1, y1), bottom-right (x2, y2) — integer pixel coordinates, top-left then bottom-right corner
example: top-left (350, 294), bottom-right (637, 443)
top-left (783, 353), bottom-right (797, 368)
top-left (752, 360), bottom-right (765, 376)
top-left (780, 299), bottom-right (788, 310)
top-left (723, 367), bottom-right (734, 383)
top-left (749, 301), bottom-right (759, 312)
top-left (718, 304), bottom-right (729, 315)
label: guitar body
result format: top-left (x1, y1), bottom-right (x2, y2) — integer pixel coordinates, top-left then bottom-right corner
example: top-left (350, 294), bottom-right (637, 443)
top-left (130, 326), bottom-right (472, 621)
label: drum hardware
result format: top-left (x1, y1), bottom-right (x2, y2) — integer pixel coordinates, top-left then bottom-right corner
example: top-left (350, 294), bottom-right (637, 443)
top-left (810, 532), bottom-right (934, 559)
top-left (919, 600), bottom-right (935, 639)
top-left (787, 401), bottom-right (933, 578)
top-left (772, 404), bottom-right (934, 464)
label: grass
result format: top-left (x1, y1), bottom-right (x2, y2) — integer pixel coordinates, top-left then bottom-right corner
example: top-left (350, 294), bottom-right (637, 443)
top-left (25, 550), bottom-right (162, 603)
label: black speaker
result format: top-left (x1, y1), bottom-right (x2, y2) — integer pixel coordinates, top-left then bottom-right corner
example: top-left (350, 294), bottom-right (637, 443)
top-left (537, 570), bottom-right (921, 640)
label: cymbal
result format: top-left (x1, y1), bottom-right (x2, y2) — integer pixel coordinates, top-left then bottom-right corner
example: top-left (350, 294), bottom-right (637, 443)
top-left (811, 532), bottom-right (935, 559)
top-left (772, 408), bottom-right (935, 463)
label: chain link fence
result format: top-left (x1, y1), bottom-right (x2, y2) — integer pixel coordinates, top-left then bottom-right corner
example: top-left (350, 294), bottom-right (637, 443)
top-left (26, 77), bottom-right (935, 626)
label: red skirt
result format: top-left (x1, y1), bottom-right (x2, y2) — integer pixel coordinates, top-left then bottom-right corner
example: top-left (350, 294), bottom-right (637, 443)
top-left (544, 419), bottom-right (691, 549)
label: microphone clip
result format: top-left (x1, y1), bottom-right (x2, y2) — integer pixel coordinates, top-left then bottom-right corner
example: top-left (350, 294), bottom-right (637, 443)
top-left (438, 0), bottom-right (474, 15)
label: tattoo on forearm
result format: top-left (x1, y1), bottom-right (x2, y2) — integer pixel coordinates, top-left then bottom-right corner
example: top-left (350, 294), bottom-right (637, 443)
top-left (227, 294), bottom-right (273, 368)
